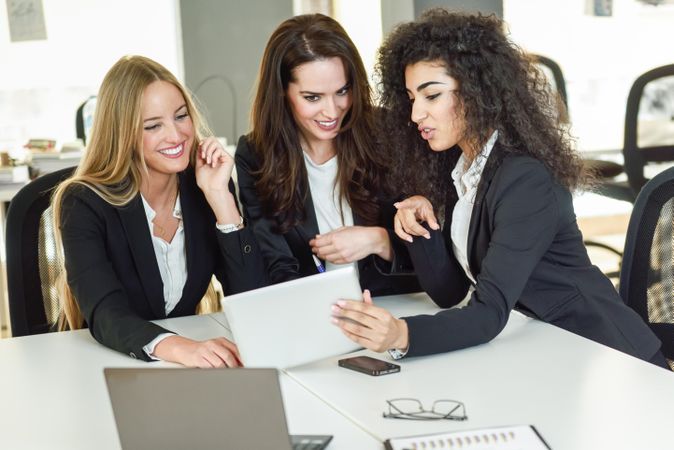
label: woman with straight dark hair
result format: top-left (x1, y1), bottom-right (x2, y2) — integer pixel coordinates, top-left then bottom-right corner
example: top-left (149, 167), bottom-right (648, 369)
top-left (332, 9), bottom-right (668, 368)
top-left (236, 14), bottom-right (419, 295)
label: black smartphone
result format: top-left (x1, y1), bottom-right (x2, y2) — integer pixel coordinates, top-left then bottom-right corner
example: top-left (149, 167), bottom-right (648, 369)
top-left (338, 356), bottom-right (400, 376)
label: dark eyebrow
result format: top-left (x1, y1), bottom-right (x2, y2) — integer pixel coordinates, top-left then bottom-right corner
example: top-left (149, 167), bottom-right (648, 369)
top-left (299, 83), bottom-right (350, 96)
top-left (406, 81), bottom-right (446, 93)
top-left (143, 104), bottom-right (187, 123)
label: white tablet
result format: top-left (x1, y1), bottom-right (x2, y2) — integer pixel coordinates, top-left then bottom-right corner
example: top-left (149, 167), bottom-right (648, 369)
top-left (223, 266), bottom-right (363, 368)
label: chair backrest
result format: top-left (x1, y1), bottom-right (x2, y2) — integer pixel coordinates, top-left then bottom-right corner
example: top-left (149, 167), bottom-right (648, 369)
top-left (5, 167), bottom-right (76, 337)
top-left (75, 96), bottom-right (96, 146)
top-left (532, 54), bottom-right (569, 124)
top-left (623, 64), bottom-right (674, 194)
top-left (620, 165), bottom-right (674, 359)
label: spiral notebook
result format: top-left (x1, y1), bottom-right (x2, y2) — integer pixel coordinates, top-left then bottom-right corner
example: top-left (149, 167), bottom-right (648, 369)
top-left (384, 424), bottom-right (550, 450)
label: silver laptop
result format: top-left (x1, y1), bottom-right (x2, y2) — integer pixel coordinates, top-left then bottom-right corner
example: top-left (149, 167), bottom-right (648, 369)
top-left (223, 266), bottom-right (363, 368)
top-left (104, 367), bottom-right (332, 450)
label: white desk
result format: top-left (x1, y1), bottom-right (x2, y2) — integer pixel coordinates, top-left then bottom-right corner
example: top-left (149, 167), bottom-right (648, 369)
top-left (2, 294), bottom-right (674, 449)
top-left (287, 294), bottom-right (674, 450)
top-left (0, 314), bottom-right (377, 449)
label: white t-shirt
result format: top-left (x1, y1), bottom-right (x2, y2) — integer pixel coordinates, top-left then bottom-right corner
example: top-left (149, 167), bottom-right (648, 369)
top-left (303, 151), bottom-right (356, 272)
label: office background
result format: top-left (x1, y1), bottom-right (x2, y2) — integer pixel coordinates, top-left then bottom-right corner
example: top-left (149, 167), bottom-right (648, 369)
top-left (1, 0), bottom-right (672, 158)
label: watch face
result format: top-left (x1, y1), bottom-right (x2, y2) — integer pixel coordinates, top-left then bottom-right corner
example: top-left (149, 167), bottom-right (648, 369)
top-left (388, 348), bottom-right (405, 360)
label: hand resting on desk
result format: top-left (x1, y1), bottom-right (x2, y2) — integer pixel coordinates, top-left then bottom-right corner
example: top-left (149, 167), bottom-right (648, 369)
top-left (153, 335), bottom-right (243, 368)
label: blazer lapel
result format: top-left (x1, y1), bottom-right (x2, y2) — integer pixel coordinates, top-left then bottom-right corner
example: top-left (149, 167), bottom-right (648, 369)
top-left (466, 141), bottom-right (507, 276)
top-left (118, 195), bottom-right (166, 318)
top-left (301, 190), bottom-right (320, 235)
top-left (296, 189), bottom-right (321, 256)
top-left (442, 148), bottom-right (462, 242)
top-left (174, 173), bottom-right (200, 316)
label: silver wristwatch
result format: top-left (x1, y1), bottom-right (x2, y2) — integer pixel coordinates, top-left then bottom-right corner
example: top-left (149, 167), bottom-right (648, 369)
top-left (387, 347), bottom-right (407, 360)
top-left (216, 216), bottom-right (244, 234)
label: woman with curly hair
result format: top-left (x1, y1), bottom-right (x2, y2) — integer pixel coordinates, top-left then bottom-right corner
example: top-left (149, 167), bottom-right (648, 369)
top-left (235, 14), bottom-right (419, 295)
top-left (333, 9), bottom-right (667, 368)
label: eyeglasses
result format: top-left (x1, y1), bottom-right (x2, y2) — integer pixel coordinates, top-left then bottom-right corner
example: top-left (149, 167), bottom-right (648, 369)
top-left (383, 398), bottom-right (468, 421)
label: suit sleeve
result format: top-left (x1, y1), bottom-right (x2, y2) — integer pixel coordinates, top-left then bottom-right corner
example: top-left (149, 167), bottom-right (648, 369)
top-left (404, 160), bottom-right (559, 357)
top-left (60, 191), bottom-right (168, 361)
top-left (365, 199), bottom-right (422, 295)
top-left (404, 227), bottom-right (471, 307)
top-left (234, 136), bottom-right (302, 283)
top-left (213, 179), bottom-right (270, 294)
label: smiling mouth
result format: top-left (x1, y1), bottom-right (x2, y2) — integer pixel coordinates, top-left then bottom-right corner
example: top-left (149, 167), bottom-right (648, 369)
top-left (315, 119), bottom-right (338, 131)
top-left (158, 143), bottom-right (184, 158)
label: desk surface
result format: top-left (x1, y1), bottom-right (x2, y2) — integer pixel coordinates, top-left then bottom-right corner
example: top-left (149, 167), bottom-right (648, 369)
top-left (289, 295), bottom-right (674, 450)
top-left (0, 314), bottom-right (377, 450)
top-left (1, 294), bottom-right (673, 450)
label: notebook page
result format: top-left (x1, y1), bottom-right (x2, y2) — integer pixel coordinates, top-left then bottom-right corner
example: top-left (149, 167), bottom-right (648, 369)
top-left (385, 424), bottom-right (550, 450)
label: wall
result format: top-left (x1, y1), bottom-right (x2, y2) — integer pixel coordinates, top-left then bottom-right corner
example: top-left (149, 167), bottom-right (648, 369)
top-left (0, 0), bottom-right (182, 154)
top-left (180, 0), bottom-right (294, 145)
top-left (381, 0), bottom-right (414, 34)
top-left (333, 0), bottom-right (383, 82)
top-left (414, 0), bottom-right (502, 17)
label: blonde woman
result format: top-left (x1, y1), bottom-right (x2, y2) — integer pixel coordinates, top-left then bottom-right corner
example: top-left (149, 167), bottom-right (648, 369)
top-left (52, 56), bottom-right (266, 367)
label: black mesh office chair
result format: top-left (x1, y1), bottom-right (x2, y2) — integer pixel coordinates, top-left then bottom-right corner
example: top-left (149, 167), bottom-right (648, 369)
top-left (598, 64), bottom-right (674, 203)
top-left (619, 165), bottom-right (674, 366)
top-left (5, 167), bottom-right (75, 337)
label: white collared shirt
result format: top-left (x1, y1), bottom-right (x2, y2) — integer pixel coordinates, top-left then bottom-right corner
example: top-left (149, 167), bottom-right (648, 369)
top-left (140, 193), bottom-right (187, 316)
top-left (450, 131), bottom-right (498, 285)
top-left (303, 151), bottom-right (356, 273)
top-left (140, 193), bottom-right (185, 359)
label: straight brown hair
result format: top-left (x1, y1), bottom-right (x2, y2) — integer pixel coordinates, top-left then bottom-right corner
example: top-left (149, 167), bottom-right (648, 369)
top-left (250, 14), bottom-right (388, 233)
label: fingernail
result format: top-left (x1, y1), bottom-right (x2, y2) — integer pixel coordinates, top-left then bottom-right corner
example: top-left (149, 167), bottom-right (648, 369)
top-left (424, 233), bottom-right (430, 239)
top-left (331, 317), bottom-right (339, 324)
top-left (336, 300), bottom-right (346, 307)
top-left (331, 304), bottom-right (340, 313)
top-left (407, 237), bottom-right (413, 243)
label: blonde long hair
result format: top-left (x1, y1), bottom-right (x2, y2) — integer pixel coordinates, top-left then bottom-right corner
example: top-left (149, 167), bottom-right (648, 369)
top-left (53, 55), bottom-right (219, 330)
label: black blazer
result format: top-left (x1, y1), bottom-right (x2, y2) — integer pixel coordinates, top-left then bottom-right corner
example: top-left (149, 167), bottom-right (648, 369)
top-left (398, 143), bottom-right (662, 362)
top-left (235, 135), bottom-right (419, 296)
top-left (60, 167), bottom-right (266, 361)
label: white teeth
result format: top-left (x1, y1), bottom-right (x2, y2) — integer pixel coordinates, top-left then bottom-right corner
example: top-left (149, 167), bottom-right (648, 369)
top-left (318, 119), bottom-right (337, 127)
top-left (159, 144), bottom-right (183, 155)
top-left (423, 128), bottom-right (431, 132)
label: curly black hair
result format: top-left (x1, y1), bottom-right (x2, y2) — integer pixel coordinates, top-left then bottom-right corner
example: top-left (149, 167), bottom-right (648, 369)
top-left (376, 9), bottom-right (588, 209)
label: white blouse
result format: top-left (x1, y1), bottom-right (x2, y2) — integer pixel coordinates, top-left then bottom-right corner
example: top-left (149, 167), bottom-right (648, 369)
top-left (140, 193), bottom-right (186, 358)
top-left (450, 130), bottom-right (498, 285)
top-left (140, 194), bottom-right (187, 316)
